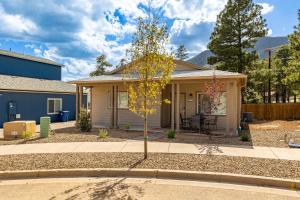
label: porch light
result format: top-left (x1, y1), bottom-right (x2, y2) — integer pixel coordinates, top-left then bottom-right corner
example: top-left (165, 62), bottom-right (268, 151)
top-left (188, 93), bottom-right (193, 102)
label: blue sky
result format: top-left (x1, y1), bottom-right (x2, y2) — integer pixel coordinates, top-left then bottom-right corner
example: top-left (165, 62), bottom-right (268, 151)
top-left (0, 0), bottom-right (299, 80)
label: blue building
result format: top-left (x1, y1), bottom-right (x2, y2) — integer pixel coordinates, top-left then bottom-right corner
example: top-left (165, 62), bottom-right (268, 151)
top-left (0, 49), bottom-right (85, 127)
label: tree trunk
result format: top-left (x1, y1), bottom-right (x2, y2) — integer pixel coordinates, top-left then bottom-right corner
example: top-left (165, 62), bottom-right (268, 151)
top-left (294, 95), bottom-right (297, 103)
top-left (263, 83), bottom-right (266, 103)
top-left (144, 115), bottom-right (148, 159)
top-left (275, 85), bottom-right (279, 103)
top-left (282, 86), bottom-right (286, 103)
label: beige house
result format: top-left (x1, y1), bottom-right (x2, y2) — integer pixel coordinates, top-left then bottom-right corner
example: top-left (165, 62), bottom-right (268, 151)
top-left (71, 60), bottom-right (247, 136)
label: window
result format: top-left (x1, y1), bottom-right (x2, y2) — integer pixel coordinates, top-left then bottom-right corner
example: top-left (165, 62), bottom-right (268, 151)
top-left (107, 90), bottom-right (129, 109)
top-left (47, 98), bottom-right (62, 114)
top-left (118, 92), bottom-right (128, 109)
top-left (197, 92), bottom-right (226, 115)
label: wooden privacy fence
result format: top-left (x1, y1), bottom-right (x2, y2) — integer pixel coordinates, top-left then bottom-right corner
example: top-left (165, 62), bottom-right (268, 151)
top-left (242, 103), bottom-right (300, 120)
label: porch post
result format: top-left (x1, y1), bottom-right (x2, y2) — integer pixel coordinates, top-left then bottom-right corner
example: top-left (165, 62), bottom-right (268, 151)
top-left (89, 87), bottom-right (93, 126)
top-left (79, 86), bottom-right (83, 110)
top-left (75, 85), bottom-right (79, 122)
top-left (176, 83), bottom-right (180, 132)
top-left (171, 83), bottom-right (175, 131)
top-left (111, 85), bottom-right (115, 128)
top-left (114, 84), bottom-right (118, 129)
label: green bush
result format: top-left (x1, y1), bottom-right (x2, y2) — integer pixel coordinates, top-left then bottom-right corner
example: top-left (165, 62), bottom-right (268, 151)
top-left (21, 131), bottom-right (33, 139)
top-left (240, 134), bottom-right (249, 142)
top-left (77, 108), bottom-right (92, 132)
top-left (99, 129), bottom-right (109, 138)
top-left (166, 130), bottom-right (176, 139)
top-left (124, 123), bottom-right (131, 130)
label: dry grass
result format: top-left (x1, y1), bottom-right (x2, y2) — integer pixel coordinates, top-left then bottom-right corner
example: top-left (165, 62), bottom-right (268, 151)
top-left (0, 152), bottom-right (299, 180)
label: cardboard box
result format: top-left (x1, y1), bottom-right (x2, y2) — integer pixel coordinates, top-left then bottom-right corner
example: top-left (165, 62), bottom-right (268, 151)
top-left (3, 121), bottom-right (36, 139)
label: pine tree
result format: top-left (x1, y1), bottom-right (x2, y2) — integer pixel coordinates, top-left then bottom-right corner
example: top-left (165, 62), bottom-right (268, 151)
top-left (90, 55), bottom-right (112, 76)
top-left (175, 45), bottom-right (188, 60)
top-left (286, 9), bottom-right (300, 99)
top-left (208, 0), bottom-right (267, 73)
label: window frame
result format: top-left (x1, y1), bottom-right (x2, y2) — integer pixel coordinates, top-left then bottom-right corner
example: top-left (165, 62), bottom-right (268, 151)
top-left (47, 98), bottom-right (63, 115)
top-left (196, 92), bottom-right (227, 115)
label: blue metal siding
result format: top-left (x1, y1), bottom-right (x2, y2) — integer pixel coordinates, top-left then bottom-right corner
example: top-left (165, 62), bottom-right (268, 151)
top-left (0, 55), bottom-right (61, 80)
top-left (0, 91), bottom-right (87, 127)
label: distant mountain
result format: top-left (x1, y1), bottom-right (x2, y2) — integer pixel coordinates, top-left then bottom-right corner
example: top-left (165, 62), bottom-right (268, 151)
top-left (188, 36), bottom-right (289, 66)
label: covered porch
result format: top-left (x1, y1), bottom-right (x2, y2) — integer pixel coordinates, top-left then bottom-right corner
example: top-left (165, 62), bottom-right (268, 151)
top-left (161, 79), bottom-right (243, 135)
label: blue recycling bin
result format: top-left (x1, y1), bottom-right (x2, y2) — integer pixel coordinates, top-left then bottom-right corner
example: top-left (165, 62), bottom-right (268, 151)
top-left (59, 111), bottom-right (70, 122)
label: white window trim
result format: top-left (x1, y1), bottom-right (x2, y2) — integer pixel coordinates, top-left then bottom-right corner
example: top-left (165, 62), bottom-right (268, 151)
top-left (196, 92), bottom-right (227, 115)
top-left (47, 98), bottom-right (62, 115)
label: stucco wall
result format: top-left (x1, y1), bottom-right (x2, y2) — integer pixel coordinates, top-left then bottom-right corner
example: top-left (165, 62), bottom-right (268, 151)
top-left (91, 79), bottom-right (242, 135)
top-left (91, 83), bottom-right (161, 128)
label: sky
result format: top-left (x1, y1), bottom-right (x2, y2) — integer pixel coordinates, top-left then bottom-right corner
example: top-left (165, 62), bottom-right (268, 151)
top-left (0, 0), bottom-right (299, 81)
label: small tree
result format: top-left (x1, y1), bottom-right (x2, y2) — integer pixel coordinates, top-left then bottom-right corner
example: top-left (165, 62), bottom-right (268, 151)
top-left (203, 70), bottom-right (225, 114)
top-left (90, 55), bottom-right (112, 76)
top-left (124, 14), bottom-right (175, 159)
top-left (175, 45), bottom-right (188, 60)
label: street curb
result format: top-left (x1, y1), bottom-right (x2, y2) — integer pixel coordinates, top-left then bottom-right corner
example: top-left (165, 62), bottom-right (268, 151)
top-left (0, 168), bottom-right (299, 190)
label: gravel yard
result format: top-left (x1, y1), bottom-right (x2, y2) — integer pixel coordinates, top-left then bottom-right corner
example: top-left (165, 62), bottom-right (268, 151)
top-left (1, 120), bottom-right (299, 148)
top-left (0, 128), bottom-right (144, 145)
top-left (0, 152), bottom-right (299, 180)
top-left (248, 120), bottom-right (300, 147)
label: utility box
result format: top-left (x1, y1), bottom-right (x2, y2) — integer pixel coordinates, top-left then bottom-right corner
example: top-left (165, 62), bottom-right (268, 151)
top-left (40, 117), bottom-right (51, 138)
top-left (3, 121), bottom-right (36, 139)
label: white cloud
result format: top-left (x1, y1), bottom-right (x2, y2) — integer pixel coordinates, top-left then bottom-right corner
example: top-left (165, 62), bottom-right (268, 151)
top-left (0, 5), bottom-right (38, 38)
top-left (258, 3), bottom-right (274, 15)
top-left (267, 28), bottom-right (273, 36)
top-left (0, 0), bottom-right (228, 80)
top-left (164, 0), bottom-right (226, 23)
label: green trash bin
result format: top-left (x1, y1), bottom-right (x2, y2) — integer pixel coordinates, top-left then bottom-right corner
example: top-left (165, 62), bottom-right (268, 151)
top-left (40, 117), bottom-right (51, 138)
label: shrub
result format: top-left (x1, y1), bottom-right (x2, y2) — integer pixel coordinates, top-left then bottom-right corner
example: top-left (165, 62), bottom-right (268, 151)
top-left (21, 131), bottom-right (33, 139)
top-left (240, 134), bottom-right (249, 142)
top-left (124, 123), bottom-right (131, 131)
top-left (77, 108), bottom-right (92, 132)
top-left (99, 129), bottom-right (109, 138)
top-left (166, 130), bottom-right (176, 139)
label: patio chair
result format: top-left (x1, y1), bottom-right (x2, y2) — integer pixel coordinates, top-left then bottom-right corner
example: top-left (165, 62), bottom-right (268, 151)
top-left (180, 113), bottom-right (191, 129)
top-left (191, 114), bottom-right (207, 132)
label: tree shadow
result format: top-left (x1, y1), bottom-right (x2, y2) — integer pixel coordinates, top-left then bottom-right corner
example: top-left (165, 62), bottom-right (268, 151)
top-left (48, 158), bottom-right (146, 200)
top-left (195, 144), bottom-right (224, 155)
top-left (48, 178), bottom-right (144, 200)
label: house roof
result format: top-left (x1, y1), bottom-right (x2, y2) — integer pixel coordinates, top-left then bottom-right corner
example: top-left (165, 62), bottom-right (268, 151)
top-left (0, 49), bottom-right (63, 67)
top-left (0, 75), bottom-right (77, 93)
top-left (70, 70), bottom-right (247, 84)
top-left (108, 59), bottom-right (205, 74)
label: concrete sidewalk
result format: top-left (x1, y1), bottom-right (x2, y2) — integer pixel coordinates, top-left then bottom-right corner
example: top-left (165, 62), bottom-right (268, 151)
top-left (0, 140), bottom-right (299, 161)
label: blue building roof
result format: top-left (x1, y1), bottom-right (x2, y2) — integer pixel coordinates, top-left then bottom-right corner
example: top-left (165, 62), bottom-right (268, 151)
top-left (0, 49), bottom-right (62, 67)
top-left (0, 74), bottom-right (76, 93)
